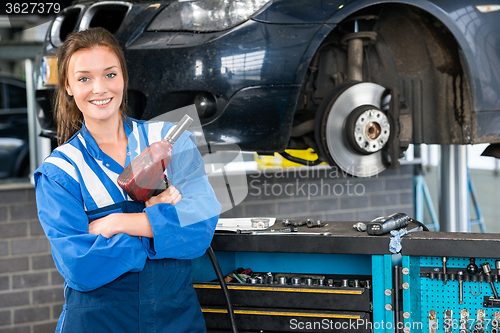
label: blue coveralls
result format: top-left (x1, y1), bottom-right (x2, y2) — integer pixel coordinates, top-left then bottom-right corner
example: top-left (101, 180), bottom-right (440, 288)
top-left (34, 117), bottom-right (221, 333)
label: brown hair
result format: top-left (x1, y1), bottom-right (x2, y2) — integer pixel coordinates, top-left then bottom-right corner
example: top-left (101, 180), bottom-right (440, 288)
top-left (55, 27), bottom-right (129, 145)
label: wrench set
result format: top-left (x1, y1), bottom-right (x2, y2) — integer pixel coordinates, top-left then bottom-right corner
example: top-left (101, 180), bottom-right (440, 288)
top-left (420, 257), bottom-right (500, 333)
top-left (421, 257), bottom-right (500, 308)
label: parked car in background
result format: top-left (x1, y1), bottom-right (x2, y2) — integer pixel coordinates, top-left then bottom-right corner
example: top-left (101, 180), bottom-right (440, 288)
top-left (35, 0), bottom-right (500, 176)
top-left (0, 73), bottom-right (29, 179)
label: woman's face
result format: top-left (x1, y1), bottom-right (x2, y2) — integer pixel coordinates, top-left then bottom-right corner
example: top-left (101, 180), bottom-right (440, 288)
top-left (66, 46), bottom-right (124, 126)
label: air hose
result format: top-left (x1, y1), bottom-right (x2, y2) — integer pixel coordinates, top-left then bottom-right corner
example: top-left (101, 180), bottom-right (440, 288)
top-left (279, 151), bottom-right (322, 166)
top-left (207, 246), bottom-right (238, 333)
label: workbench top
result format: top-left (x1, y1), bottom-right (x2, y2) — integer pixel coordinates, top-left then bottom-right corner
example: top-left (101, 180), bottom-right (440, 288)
top-left (401, 228), bottom-right (500, 258)
top-left (211, 221), bottom-right (500, 258)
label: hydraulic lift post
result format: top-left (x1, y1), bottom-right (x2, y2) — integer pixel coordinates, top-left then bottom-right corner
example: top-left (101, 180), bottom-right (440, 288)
top-left (439, 145), bottom-right (469, 232)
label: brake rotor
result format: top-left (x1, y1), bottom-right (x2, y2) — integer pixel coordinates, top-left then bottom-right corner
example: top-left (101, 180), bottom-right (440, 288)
top-left (324, 82), bottom-right (389, 177)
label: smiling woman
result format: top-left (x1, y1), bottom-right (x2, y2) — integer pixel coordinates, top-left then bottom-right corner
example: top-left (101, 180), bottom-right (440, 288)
top-left (65, 48), bottom-right (123, 124)
top-left (54, 27), bottom-right (129, 146)
top-left (65, 46), bottom-right (128, 166)
top-left (33, 27), bottom-right (221, 333)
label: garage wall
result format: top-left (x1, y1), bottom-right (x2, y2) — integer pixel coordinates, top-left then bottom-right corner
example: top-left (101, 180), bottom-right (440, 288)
top-left (0, 185), bottom-right (63, 333)
top-left (422, 166), bottom-right (500, 233)
top-left (220, 165), bottom-right (415, 222)
top-left (0, 165), bottom-right (414, 333)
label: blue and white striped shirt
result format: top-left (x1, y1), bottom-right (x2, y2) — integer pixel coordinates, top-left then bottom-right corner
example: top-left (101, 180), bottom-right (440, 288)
top-left (35, 116), bottom-right (221, 292)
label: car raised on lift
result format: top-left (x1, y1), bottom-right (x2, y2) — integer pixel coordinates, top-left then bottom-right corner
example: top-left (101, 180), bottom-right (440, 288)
top-left (35, 0), bottom-right (500, 176)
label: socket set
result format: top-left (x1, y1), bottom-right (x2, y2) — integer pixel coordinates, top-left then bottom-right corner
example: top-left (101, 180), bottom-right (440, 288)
top-left (233, 271), bottom-right (371, 289)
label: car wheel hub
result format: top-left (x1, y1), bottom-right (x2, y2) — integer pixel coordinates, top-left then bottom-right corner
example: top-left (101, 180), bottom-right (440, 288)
top-left (352, 108), bottom-right (390, 153)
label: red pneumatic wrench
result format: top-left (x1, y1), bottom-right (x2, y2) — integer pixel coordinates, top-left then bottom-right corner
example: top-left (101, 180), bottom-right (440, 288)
top-left (118, 115), bottom-right (238, 332)
top-left (117, 115), bottom-right (193, 202)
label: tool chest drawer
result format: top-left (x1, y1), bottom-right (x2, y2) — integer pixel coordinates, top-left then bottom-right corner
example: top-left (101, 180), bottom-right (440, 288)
top-left (192, 250), bottom-right (375, 333)
top-left (201, 306), bottom-right (372, 333)
top-left (194, 278), bottom-right (371, 312)
top-left (196, 280), bottom-right (372, 332)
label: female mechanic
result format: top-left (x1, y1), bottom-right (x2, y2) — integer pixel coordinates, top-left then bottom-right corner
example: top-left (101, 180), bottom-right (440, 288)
top-left (34, 27), bottom-right (221, 332)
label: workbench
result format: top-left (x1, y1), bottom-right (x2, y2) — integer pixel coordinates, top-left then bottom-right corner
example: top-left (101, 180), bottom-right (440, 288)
top-left (191, 221), bottom-right (500, 333)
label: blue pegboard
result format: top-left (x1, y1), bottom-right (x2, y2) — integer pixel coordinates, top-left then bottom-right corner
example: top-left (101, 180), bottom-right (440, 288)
top-left (419, 257), bottom-right (500, 332)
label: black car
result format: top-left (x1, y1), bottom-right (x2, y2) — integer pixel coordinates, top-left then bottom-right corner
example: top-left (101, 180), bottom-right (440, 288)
top-left (0, 74), bottom-right (29, 179)
top-left (35, 0), bottom-right (500, 176)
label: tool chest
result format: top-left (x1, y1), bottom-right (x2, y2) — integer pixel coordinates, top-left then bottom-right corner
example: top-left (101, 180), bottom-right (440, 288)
top-left (193, 252), bottom-right (373, 332)
top-left (192, 221), bottom-right (500, 332)
top-left (192, 222), bottom-right (388, 333)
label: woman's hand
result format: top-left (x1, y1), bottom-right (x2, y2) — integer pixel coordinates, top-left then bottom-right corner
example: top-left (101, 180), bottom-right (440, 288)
top-left (89, 214), bottom-right (120, 238)
top-left (145, 186), bottom-right (182, 208)
top-left (89, 212), bottom-right (153, 239)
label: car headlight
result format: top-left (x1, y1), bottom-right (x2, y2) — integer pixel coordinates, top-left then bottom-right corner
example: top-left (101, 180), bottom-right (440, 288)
top-left (147, 0), bottom-right (272, 32)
